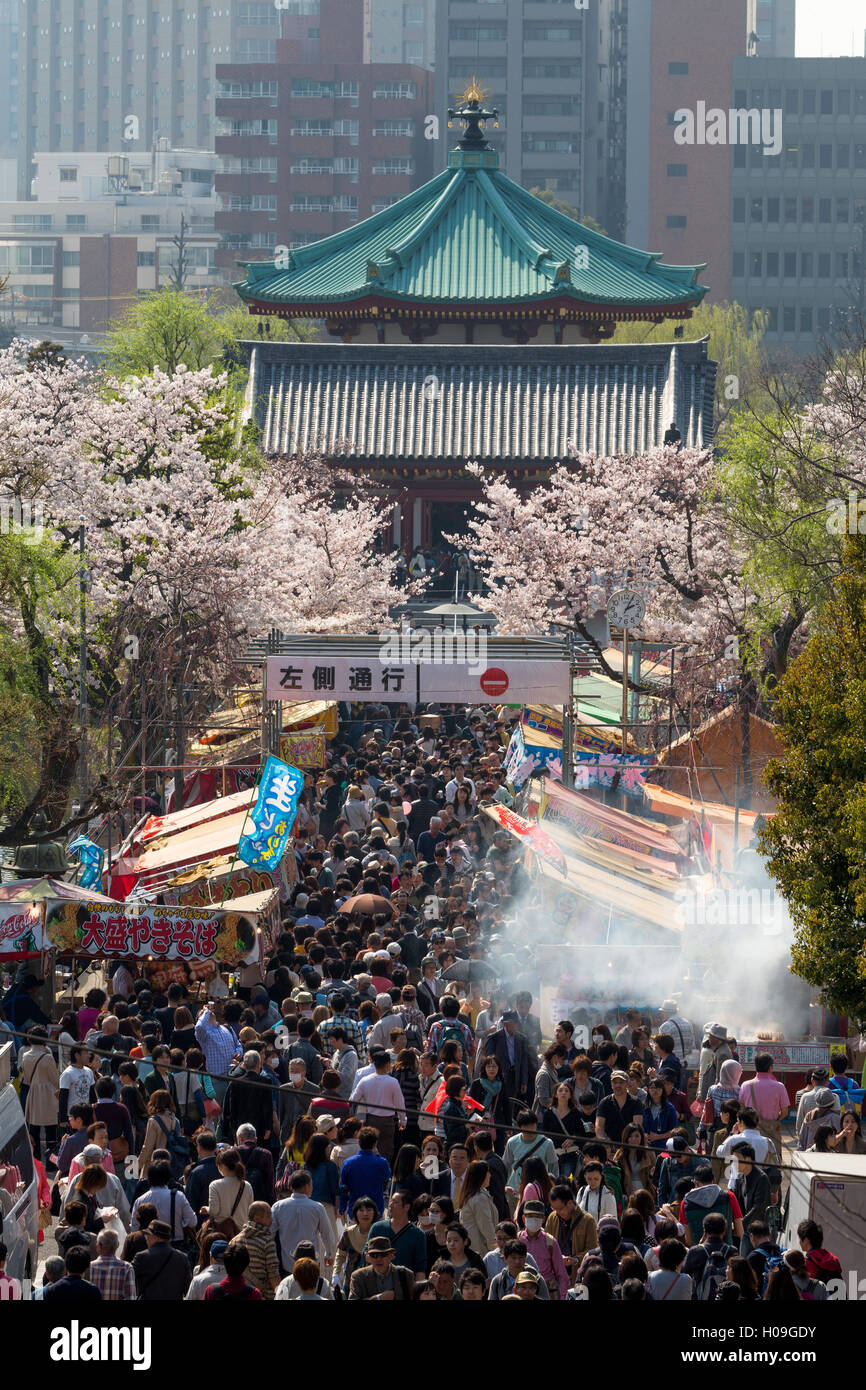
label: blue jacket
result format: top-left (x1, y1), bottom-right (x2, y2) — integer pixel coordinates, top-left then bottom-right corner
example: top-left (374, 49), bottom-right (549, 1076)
top-left (338, 1150), bottom-right (392, 1217)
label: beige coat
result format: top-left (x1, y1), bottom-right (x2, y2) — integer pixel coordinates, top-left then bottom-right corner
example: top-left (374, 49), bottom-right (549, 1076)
top-left (138, 1110), bottom-right (181, 1176)
top-left (19, 1046), bottom-right (60, 1127)
top-left (460, 1188), bottom-right (498, 1260)
top-left (207, 1175), bottom-right (253, 1229)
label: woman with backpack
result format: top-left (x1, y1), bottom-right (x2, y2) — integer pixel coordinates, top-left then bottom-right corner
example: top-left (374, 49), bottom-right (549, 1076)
top-left (138, 1089), bottom-right (186, 1177)
top-left (203, 1147), bottom-right (253, 1239)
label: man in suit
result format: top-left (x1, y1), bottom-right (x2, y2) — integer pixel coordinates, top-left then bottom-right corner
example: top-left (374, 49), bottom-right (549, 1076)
top-left (483, 1010), bottom-right (531, 1119)
top-left (132, 1220), bottom-right (192, 1301)
top-left (348, 1235), bottom-right (415, 1300)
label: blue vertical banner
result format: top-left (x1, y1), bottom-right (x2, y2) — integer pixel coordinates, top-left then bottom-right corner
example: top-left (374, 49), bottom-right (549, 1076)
top-left (237, 756), bottom-right (305, 869)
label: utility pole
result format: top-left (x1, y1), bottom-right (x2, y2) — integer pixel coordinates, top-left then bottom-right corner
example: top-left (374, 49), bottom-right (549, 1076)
top-left (78, 515), bottom-right (88, 797)
top-left (174, 609), bottom-right (187, 812)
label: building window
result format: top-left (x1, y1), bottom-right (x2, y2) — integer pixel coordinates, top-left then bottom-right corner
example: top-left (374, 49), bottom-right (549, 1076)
top-left (750, 251), bottom-right (762, 277)
top-left (66, 214), bottom-right (86, 229)
top-left (801, 252), bottom-right (813, 278)
top-left (62, 250), bottom-right (79, 266)
top-left (59, 166), bottom-right (78, 182)
top-left (785, 88), bottom-right (798, 114)
top-left (217, 80), bottom-right (278, 101)
top-left (783, 252), bottom-right (797, 279)
top-left (234, 39), bottom-right (276, 62)
top-left (732, 251), bottom-right (745, 278)
top-left (666, 215), bottom-right (687, 228)
top-left (838, 89), bottom-right (851, 115)
top-left (783, 306), bottom-right (796, 333)
top-left (750, 198), bottom-right (763, 223)
top-left (371, 157), bottom-right (414, 175)
top-left (766, 197), bottom-right (779, 223)
top-left (838, 198), bottom-right (850, 223)
top-left (819, 198), bottom-right (832, 224)
top-left (819, 144), bottom-right (833, 170)
top-left (765, 306), bottom-right (778, 332)
top-left (802, 88), bottom-right (816, 114)
top-left (667, 163), bottom-right (687, 177)
top-left (733, 198), bottom-right (745, 223)
top-left (766, 251), bottom-right (779, 277)
top-left (818, 253), bottom-right (831, 279)
top-left (373, 81), bottom-right (416, 99)
top-left (373, 120), bottom-right (415, 137)
top-left (820, 89), bottom-right (833, 115)
top-left (137, 250), bottom-right (156, 266)
top-left (836, 252), bottom-right (849, 279)
top-left (784, 197), bottom-right (797, 223)
top-left (800, 307), bottom-right (812, 333)
top-left (141, 214), bottom-right (160, 229)
top-left (668, 61), bottom-right (688, 75)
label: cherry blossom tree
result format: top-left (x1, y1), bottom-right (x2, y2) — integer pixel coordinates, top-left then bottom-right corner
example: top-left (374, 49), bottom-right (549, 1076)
top-left (0, 344), bottom-right (406, 833)
top-left (463, 447), bottom-right (747, 673)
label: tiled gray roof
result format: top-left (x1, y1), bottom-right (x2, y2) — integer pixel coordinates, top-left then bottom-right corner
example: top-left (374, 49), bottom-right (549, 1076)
top-left (244, 340), bottom-right (717, 464)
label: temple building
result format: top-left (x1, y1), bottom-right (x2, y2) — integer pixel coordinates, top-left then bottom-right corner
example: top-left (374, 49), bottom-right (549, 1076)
top-left (235, 85), bottom-right (716, 551)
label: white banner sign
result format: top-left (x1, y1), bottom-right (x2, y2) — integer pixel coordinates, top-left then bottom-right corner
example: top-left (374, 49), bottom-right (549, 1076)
top-left (267, 657), bottom-right (415, 702)
top-left (266, 657), bottom-right (570, 705)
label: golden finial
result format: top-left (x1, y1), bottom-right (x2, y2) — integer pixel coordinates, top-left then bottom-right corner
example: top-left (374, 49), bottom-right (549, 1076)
top-left (459, 75), bottom-right (491, 105)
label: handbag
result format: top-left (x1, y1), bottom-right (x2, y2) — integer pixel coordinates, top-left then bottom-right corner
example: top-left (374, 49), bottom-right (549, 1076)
top-left (109, 1135), bottom-right (130, 1164)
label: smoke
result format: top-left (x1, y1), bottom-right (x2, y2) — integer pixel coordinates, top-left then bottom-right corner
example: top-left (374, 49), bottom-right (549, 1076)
top-left (486, 828), bottom-right (812, 1042)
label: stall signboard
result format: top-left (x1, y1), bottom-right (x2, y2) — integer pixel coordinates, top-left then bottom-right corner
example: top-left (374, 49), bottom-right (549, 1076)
top-left (738, 1041), bottom-right (831, 1068)
top-left (0, 904), bottom-right (44, 956)
top-left (504, 724), bottom-right (564, 789)
top-left (43, 900), bottom-right (259, 966)
top-left (279, 731), bottom-right (326, 769)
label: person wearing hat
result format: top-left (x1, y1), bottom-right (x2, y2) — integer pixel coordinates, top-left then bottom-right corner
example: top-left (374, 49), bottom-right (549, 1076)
top-left (697, 1024), bottom-right (734, 1101)
top-left (595, 1068), bottom-right (645, 1147)
top-left (185, 1235), bottom-right (229, 1297)
top-left (797, 1088), bottom-right (843, 1151)
top-left (347, 1234), bottom-right (415, 1300)
top-left (519, 1199), bottom-right (570, 1299)
top-left (657, 1001), bottom-right (697, 1069)
top-left (795, 1068), bottom-right (841, 1135)
top-left (488, 1239), bottom-right (551, 1300)
top-left (132, 1219), bottom-right (192, 1300)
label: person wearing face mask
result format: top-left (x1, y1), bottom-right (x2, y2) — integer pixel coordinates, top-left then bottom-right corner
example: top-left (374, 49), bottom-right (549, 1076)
top-left (278, 1060), bottom-right (320, 1145)
top-left (518, 1200), bottom-right (570, 1300)
top-left (425, 1196), bottom-right (455, 1270)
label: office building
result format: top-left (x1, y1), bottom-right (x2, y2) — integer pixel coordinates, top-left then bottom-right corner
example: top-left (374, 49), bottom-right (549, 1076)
top-left (730, 57), bottom-right (866, 352)
top-left (433, 0), bottom-right (593, 213)
top-left (0, 148), bottom-right (220, 336)
top-left (214, 0), bottom-right (434, 268)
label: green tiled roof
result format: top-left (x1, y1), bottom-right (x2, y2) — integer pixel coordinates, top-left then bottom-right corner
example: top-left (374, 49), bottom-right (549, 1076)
top-left (235, 146), bottom-right (708, 314)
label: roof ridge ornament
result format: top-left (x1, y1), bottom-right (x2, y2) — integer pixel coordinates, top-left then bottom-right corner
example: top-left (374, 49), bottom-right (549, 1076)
top-left (448, 77), bottom-right (499, 151)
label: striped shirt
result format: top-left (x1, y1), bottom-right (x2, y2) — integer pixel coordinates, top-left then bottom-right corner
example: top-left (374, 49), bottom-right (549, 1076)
top-left (319, 1013), bottom-right (367, 1064)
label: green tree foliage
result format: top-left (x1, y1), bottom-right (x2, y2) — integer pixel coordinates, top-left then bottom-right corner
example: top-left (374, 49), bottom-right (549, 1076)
top-left (612, 301), bottom-right (768, 429)
top-left (103, 290), bottom-right (223, 375)
top-left (527, 187), bottom-right (607, 236)
top-left (761, 536), bottom-right (866, 1020)
top-left (103, 287), bottom-right (315, 379)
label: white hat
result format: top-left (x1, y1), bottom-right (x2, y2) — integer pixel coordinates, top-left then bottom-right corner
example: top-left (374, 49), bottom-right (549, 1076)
top-left (386, 942), bottom-right (401, 956)
top-left (375, 992), bottom-right (393, 1010)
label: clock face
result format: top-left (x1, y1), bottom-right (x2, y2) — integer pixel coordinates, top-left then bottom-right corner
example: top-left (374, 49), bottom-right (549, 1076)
top-left (607, 589), bottom-right (646, 628)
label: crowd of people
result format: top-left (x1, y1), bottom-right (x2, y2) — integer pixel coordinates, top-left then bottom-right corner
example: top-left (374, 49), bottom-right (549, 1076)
top-left (0, 701), bottom-right (859, 1302)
